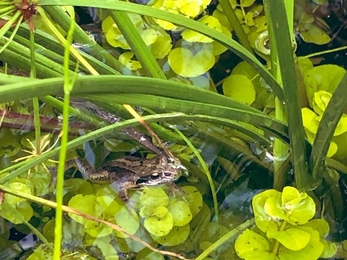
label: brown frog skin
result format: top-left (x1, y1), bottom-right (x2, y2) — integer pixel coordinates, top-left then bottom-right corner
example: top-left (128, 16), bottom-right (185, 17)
top-left (75, 155), bottom-right (187, 204)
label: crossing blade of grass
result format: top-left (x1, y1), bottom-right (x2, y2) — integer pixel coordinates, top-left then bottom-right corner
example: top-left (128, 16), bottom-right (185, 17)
top-left (86, 93), bottom-right (288, 142)
top-left (310, 73), bottom-right (347, 179)
top-left (264, 0), bottom-right (309, 189)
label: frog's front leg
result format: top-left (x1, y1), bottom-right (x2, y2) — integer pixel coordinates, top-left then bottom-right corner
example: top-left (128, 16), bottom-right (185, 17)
top-left (75, 158), bottom-right (109, 183)
top-left (110, 180), bottom-right (131, 205)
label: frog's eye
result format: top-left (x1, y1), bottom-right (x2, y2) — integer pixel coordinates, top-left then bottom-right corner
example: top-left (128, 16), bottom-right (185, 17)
top-left (163, 171), bottom-right (172, 177)
top-left (150, 173), bottom-right (160, 179)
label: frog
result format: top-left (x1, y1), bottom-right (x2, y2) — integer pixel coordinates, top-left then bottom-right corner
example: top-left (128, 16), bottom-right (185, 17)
top-left (75, 155), bottom-right (188, 204)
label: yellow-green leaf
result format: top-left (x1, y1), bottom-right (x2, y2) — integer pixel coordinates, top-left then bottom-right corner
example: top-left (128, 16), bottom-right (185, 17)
top-left (151, 224), bottom-right (190, 246)
top-left (222, 74), bottom-right (256, 104)
top-left (267, 228), bottom-right (311, 251)
top-left (167, 199), bottom-right (192, 226)
top-left (144, 212), bottom-right (173, 236)
top-left (168, 47), bottom-right (215, 77)
top-left (235, 229), bottom-right (270, 257)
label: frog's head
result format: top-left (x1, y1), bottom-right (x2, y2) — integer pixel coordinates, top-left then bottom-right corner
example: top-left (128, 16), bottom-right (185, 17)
top-left (143, 156), bottom-right (188, 186)
top-left (168, 157), bottom-right (189, 178)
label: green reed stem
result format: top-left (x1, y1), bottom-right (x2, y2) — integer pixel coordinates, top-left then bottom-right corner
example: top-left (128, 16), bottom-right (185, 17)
top-left (53, 7), bottom-right (76, 259)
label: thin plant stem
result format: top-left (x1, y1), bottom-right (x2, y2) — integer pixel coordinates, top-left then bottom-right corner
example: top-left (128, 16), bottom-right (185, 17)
top-left (172, 126), bottom-right (219, 221)
top-left (53, 7), bottom-right (76, 259)
top-left (195, 218), bottom-right (255, 260)
top-left (29, 31), bottom-right (41, 154)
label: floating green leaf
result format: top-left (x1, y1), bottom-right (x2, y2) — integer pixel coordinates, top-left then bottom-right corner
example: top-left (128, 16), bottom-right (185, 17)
top-left (263, 195), bottom-right (287, 221)
top-left (93, 239), bottom-right (119, 260)
top-left (5, 178), bottom-right (33, 205)
top-left (68, 194), bottom-right (96, 224)
top-left (85, 218), bottom-right (113, 237)
top-left (252, 189), bottom-right (282, 232)
top-left (0, 200), bottom-right (33, 224)
top-left (320, 240), bottom-right (337, 258)
top-left (182, 186), bottom-right (203, 216)
top-left (144, 212), bottom-right (173, 236)
top-left (114, 207), bottom-right (140, 238)
top-left (29, 166), bottom-right (51, 196)
top-left (149, 30), bottom-right (172, 59)
top-left (222, 74), bottom-right (256, 105)
top-left (151, 224), bottom-right (190, 246)
top-left (167, 199), bottom-right (192, 226)
top-left (182, 16), bottom-right (222, 43)
top-left (303, 65), bottom-right (345, 108)
top-left (119, 52), bottom-right (142, 71)
top-left (235, 229), bottom-right (271, 259)
top-left (139, 187), bottom-right (169, 208)
top-left (136, 248), bottom-right (165, 260)
top-left (281, 186), bottom-right (307, 210)
top-left (298, 23), bottom-right (330, 45)
top-left (278, 230), bottom-right (324, 260)
top-left (168, 47), bottom-right (215, 77)
top-left (301, 107), bottom-right (320, 134)
top-left (301, 91), bottom-right (347, 158)
top-left (267, 228), bottom-right (311, 251)
top-left (312, 91), bottom-right (332, 116)
top-left (303, 219), bottom-right (329, 238)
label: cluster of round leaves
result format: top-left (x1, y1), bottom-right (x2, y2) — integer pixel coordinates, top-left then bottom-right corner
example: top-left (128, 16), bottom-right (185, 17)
top-left (139, 186), bottom-right (202, 246)
top-left (101, 0), bottom-right (230, 80)
top-left (66, 183), bottom-right (202, 257)
top-left (213, 0), bottom-right (268, 55)
top-left (300, 60), bottom-right (347, 159)
top-left (213, 1), bottom-right (271, 107)
top-left (151, 0), bottom-right (211, 30)
top-left (235, 186), bottom-right (337, 260)
top-left (102, 13), bottom-right (173, 71)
